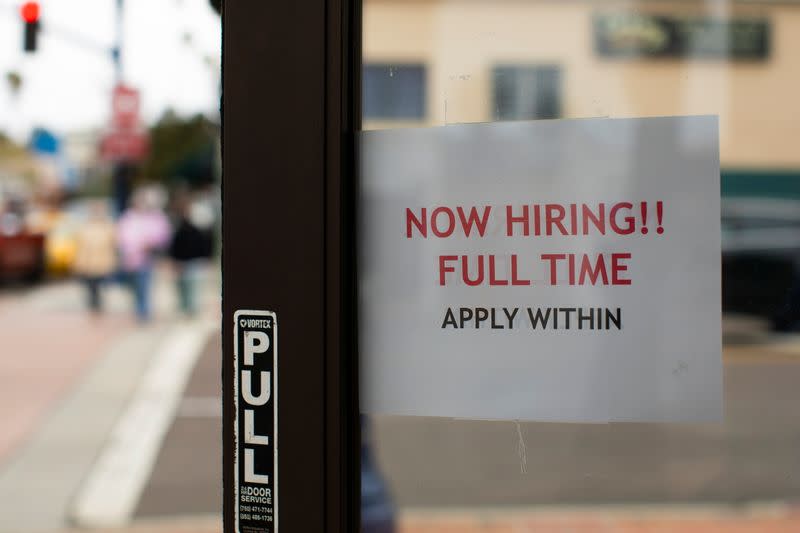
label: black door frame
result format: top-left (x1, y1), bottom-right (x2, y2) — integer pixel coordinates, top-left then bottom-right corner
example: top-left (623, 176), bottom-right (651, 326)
top-left (222, 1), bottom-right (361, 531)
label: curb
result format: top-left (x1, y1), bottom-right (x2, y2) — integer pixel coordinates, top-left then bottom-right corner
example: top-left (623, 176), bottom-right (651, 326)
top-left (69, 320), bottom-right (217, 528)
top-left (44, 505), bottom-right (800, 533)
top-left (399, 504), bottom-right (800, 532)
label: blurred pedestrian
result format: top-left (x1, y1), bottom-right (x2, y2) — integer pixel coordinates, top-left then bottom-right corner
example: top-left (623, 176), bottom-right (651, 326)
top-left (117, 187), bottom-right (170, 322)
top-left (168, 193), bottom-right (212, 316)
top-left (73, 200), bottom-right (116, 313)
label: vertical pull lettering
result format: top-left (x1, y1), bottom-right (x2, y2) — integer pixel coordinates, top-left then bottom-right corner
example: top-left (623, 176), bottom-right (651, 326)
top-left (242, 370), bottom-right (271, 406)
top-left (244, 409), bottom-right (270, 446)
top-left (244, 331), bottom-right (269, 366)
top-left (244, 448), bottom-right (269, 484)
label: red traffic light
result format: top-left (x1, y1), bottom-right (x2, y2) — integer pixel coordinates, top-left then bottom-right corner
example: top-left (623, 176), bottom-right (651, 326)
top-left (20, 2), bottom-right (39, 24)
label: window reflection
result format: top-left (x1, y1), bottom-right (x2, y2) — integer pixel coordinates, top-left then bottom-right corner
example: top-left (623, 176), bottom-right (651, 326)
top-left (363, 64), bottom-right (427, 120)
top-left (492, 65), bottom-right (562, 120)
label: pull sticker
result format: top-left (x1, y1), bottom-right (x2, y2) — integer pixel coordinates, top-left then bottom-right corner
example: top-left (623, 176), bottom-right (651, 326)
top-left (234, 310), bottom-right (278, 533)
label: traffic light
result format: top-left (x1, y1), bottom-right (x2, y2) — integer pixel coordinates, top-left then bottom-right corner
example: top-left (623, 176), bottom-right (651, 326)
top-left (20, 2), bottom-right (40, 53)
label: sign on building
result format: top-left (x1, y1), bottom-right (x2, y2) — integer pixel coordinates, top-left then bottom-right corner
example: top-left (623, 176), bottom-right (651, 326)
top-left (594, 13), bottom-right (770, 60)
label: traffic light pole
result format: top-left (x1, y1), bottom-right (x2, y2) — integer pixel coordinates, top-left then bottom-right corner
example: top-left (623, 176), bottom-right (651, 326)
top-left (113, 0), bottom-right (123, 82)
top-left (222, 1), bottom-right (361, 532)
top-left (110, 0), bottom-right (126, 214)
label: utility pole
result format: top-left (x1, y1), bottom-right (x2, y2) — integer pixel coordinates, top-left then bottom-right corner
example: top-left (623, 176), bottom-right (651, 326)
top-left (109, 0), bottom-right (135, 216)
top-left (113, 0), bottom-right (123, 81)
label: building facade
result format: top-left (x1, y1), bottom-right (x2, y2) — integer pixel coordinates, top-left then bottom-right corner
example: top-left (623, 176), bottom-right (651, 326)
top-left (364, 0), bottom-right (800, 186)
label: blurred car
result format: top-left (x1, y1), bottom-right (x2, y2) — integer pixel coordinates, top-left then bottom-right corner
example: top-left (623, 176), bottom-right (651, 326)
top-left (0, 210), bottom-right (45, 283)
top-left (44, 212), bottom-right (82, 275)
top-left (722, 198), bottom-right (800, 320)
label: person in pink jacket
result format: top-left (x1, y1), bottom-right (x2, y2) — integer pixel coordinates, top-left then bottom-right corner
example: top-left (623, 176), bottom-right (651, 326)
top-left (117, 188), bottom-right (170, 322)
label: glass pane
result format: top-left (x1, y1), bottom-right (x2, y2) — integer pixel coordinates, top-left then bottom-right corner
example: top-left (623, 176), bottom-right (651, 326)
top-left (363, 64), bottom-right (427, 120)
top-left (492, 65), bottom-right (562, 120)
top-left (360, 1), bottom-right (800, 531)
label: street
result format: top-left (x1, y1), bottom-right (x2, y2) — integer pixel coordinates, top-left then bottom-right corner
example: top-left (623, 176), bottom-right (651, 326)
top-left (134, 332), bottom-right (221, 518)
top-left (2, 276), bottom-right (800, 531)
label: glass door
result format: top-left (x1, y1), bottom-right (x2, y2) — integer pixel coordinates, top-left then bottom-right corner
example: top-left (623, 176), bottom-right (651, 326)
top-left (359, 1), bottom-right (800, 531)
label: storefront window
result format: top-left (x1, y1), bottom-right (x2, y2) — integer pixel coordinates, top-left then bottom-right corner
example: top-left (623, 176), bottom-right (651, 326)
top-left (360, 0), bottom-right (800, 531)
top-left (363, 64), bottom-right (427, 120)
top-left (492, 65), bottom-right (562, 120)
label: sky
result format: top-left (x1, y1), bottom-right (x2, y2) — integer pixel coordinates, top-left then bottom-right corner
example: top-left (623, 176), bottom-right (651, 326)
top-left (0, 0), bottom-right (221, 142)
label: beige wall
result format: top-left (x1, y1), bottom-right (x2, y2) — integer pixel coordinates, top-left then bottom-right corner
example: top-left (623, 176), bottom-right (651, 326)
top-left (364, 0), bottom-right (800, 168)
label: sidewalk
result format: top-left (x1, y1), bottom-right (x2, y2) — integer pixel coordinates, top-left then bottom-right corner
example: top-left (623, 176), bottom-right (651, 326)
top-left (0, 283), bottom-right (131, 463)
top-left (45, 516), bottom-right (220, 533)
top-left (0, 266), bottom-right (220, 532)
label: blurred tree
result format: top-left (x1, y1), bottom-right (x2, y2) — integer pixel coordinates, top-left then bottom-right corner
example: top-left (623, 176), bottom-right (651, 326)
top-left (210, 0), bottom-right (221, 15)
top-left (139, 111), bottom-right (218, 187)
top-left (0, 131), bottom-right (24, 157)
top-left (0, 132), bottom-right (38, 186)
top-left (5, 71), bottom-right (23, 97)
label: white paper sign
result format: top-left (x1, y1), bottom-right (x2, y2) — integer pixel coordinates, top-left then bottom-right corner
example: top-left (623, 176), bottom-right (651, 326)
top-left (359, 116), bottom-right (722, 423)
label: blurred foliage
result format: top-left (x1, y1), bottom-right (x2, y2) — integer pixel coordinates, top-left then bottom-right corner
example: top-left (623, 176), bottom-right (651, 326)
top-left (139, 111), bottom-right (218, 187)
top-left (0, 131), bottom-right (21, 154)
top-left (5, 71), bottom-right (22, 96)
top-left (0, 132), bottom-right (37, 185)
top-left (77, 170), bottom-right (113, 198)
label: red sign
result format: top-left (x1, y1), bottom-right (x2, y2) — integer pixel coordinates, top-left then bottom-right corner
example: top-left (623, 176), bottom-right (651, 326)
top-left (112, 84), bottom-right (141, 129)
top-left (100, 129), bottom-right (148, 161)
top-left (101, 84), bottom-right (148, 161)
